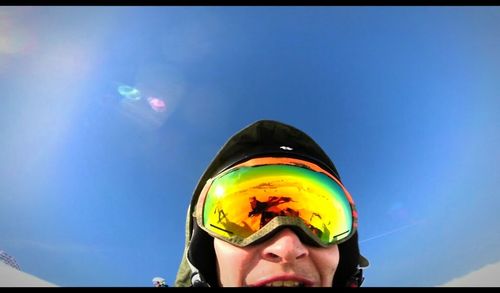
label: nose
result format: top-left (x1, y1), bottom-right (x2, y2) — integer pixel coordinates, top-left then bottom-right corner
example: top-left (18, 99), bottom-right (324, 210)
top-left (261, 228), bottom-right (309, 263)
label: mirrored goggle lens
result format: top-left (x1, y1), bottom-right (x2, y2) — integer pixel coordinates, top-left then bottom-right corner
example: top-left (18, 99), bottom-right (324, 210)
top-left (196, 158), bottom-right (357, 247)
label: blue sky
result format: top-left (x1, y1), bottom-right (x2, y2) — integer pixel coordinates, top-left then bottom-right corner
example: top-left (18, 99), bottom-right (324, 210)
top-left (1, 6), bottom-right (500, 287)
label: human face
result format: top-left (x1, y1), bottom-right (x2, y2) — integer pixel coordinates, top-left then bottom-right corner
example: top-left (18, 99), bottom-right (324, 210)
top-left (213, 228), bottom-right (340, 287)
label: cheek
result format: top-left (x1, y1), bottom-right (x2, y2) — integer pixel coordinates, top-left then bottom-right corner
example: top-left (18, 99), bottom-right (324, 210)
top-left (311, 245), bottom-right (340, 286)
top-left (214, 239), bottom-right (257, 287)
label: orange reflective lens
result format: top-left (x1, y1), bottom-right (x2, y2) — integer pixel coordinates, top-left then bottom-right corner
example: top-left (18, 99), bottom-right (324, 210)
top-left (195, 157), bottom-right (357, 247)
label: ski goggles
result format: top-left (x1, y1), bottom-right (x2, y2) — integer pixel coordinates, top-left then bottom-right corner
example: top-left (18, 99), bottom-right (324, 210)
top-left (195, 157), bottom-right (358, 247)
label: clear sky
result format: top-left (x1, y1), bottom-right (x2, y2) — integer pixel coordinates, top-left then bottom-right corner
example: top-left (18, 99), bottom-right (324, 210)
top-left (1, 6), bottom-right (500, 287)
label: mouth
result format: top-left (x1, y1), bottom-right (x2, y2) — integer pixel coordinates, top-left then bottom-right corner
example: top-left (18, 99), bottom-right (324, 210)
top-left (250, 276), bottom-right (314, 287)
top-left (262, 280), bottom-right (306, 287)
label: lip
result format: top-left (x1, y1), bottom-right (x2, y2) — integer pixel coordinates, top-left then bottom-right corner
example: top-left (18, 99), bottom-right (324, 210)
top-left (249, 275), bottom-right (315, 287)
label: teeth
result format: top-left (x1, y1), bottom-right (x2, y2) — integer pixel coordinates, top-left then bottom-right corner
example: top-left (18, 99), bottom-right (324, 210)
top-left (264, 280), bottom-right (301, 287)
top-left (283, 280), bottom-right (300, 287)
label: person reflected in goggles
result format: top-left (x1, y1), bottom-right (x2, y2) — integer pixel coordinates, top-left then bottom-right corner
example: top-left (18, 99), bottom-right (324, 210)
top-left (175, 120), bottom-right (369, 287)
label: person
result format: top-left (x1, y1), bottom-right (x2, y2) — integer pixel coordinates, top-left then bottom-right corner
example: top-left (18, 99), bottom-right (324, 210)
top-left (175, 120), bottom-right (369, 287)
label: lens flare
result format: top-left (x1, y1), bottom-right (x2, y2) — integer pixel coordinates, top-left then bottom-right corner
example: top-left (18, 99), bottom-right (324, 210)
top-left (147, 97), bottom-right (166, 112)
top-left (117, 85), bottom-right (141, 101)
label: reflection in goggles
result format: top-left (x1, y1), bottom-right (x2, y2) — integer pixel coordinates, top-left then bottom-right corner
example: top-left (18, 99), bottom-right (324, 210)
top-left (196, 157), bottom-right (357, 247)
top-left (249, 196), bottom-right (296, 227)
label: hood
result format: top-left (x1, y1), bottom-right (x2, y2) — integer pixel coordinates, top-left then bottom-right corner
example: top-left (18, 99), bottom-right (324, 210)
top-left (174, 120), bottom-right (368, 287)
